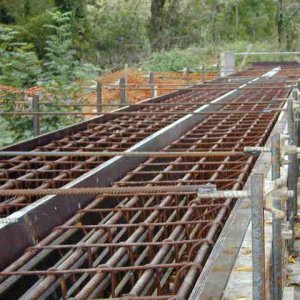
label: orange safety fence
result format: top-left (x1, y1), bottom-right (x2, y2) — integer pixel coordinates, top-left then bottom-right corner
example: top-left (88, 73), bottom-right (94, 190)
top-left (0, 68), bottom-right (218, 119)
top-left (82, 69), bottom-right (218, 116)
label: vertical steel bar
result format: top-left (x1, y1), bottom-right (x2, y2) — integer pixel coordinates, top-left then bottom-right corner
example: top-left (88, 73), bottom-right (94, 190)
top-left (292, 89), bottom-right (298, 101)
top-left (185, 67), bottom-right (190, 82)
top-left (201, 64), bottom-right (206, 82)
top-left (96, 82), bottom-right (102, 114)
top-left (287, 98), bottom-right (298, 250)
top-left (149, 72), bottom-right (155, 98)
top-left (124, 64), bottom-right (128, 86)
top-left (120, 78), bottom-right (127, 104)
top-left (271, 135), bottom-right (280, 179)
top-left (32, 94), bottom-right (40, 136)
top-left (251, 173), bottom-right (266, 300)
top-left (271, 134), bottom-right (283, 300)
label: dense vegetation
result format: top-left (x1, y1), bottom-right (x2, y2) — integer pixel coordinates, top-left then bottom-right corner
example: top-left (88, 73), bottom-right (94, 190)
top-left (0, 0), bottom-right (299, 145)
top-left (1, 1), bottom-right (299, 76)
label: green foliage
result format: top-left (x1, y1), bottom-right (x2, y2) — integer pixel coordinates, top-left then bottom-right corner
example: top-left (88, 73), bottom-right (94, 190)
top-left (139, 48), bottom-right (205, 72)
top-left (42, 10), bottom-right (98, 82)
top-left (140, 41), bottom-right (284, 72)
top-left (54, 0), bottom-right (86, 18)
top-left (0, 0), bottom-right (54, 23)
top-left (1, 92), bottom-right (33, 145)
top-left (15, 10), bottom-right (57, 58)
top-left (0, 26), bottom-right (41, 88)
top-left (0, 10), bottom-right (98, 145)
top-left (85, 5), bottom-right (150, 69)
top-left (0, 117), bottom-right (15, 147)
top-left (0, 0), bottom-right (299, 147)
top-left (40, 10), bottom-right (98, 132)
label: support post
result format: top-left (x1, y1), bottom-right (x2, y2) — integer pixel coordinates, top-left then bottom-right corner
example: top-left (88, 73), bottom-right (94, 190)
top-left (124, 64), bottom-right (128, 86)
top-left (271, 134), bottom-right (283, 300)
top-left (149, 72), bottom-right (155, 98)
top-left (287, 98), bottom-right (298, 250)
top-left (96, 82), bottom-right (102, 114)
top-left (32, 94), bottom-right (40, 136)
top-left (120, 77), bottom-right (127, 104)
top-left (186, 67), bottom-right (190, 82)
top-left (220, 51), bottom-right (236, 77)
top-left (251, 173), bottom-right (266, 300)
top-left (201, 64), bottom-right (206, 82)
top-left (292, 89), bottom-right (298, 101)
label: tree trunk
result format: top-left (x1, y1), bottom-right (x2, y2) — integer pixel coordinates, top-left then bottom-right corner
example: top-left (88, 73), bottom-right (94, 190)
top-left (150, 0), bottom-right (166, 49)
top-left (276, 0), bottom-right (284, 45)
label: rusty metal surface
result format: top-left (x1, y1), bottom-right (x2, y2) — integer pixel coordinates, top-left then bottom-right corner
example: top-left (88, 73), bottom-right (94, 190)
top-left (0, 63), bottom-right (295, 299)
top-left (0, 82), bottom-right (236, 217)
top-left (1, 63), bottom-right (296, 218)
top-left (188, 106), bottom-right (289, 300)
top-left (0, 85), bottom-right (239, 271)
top-left (0, 63), bottom-right (299, 300)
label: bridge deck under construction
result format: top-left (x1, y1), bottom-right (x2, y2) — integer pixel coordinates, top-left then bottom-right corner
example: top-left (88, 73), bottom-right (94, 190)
top-left (0, 62), bottom-right (300, 299)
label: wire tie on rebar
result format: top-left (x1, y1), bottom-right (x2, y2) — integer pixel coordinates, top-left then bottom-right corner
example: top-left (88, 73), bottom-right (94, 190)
top-left (162, 238), bottom-right (174, 244)
top-left (117, 204), bottom-right (126, 210)
top-left (7, 179), bottom-right (16, 189)
top-left (47, 161), bottom-right (56, 169)
top-left (222, 203), bottom-right (231, 212)
top-left (214, 220), bottom-right (223, 228)
top-left (95, 263), bottom-right (111, 273)
top-left (76, 242), bottom-right (86, 248)
top-left (188, 239), bottom-right (214, 261)
top-left (48, 268), bottom-right (59, 276)
top-left (122, 293), bottom-right (137, 298)
top-left (174, 263), bottom-right (203, 292)
top-left (189, 199), bottom-right (202, 206)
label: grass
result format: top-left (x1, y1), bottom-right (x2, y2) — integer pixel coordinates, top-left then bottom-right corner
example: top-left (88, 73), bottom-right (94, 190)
top-left (139, 40), bottom-right (297, 72)
top-left (0, 117), bottom-right (14, 148)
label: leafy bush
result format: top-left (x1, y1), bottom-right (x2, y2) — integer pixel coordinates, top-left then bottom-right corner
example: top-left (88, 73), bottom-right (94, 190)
top-left (40, 10), bottom-right (98, 132)
top-left (139, 48), bottom-right (205, 72)
top-left (85, 6), bottom-right (150, 70)
top-left (0, 26), bottom-right (41, 88)
top-left (0, 11), bottom-right (98, 145)
top-left (15, 10), bottom-right (57, 59)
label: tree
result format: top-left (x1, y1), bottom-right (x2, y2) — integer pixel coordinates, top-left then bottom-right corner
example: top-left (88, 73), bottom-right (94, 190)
top-left (276, 0), bottom-right (284, 44)
top-left (41, 10), bottom-right (97, 132)
top-left (54, 0), bottom-right (86, 18)
top-left (276, 1), bottom-right (300, 49)
top-left (150, 0), bottom-right (166, 49)
top-left (0, 26), bottom-right (41, 88)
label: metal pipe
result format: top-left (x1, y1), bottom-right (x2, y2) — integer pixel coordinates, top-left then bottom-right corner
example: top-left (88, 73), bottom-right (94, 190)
top-left (120, 77), bottom-right (127, 104)
top-left (149, 72), bottom-right (155, 98)
top-left (96, 82), bottom-right (102, 114)
top-left (0, 100), bottom-right (287, 108)
top-left (286, 98), bottom-right (298, 250)
top-left (0, 150), bottom-right (246, 158)
top-left (32, 94), bottom-right (40, 136)
top-left (235, 52), bottom-right (300, 55)
top-left (271, 134), bottom-right (283, 300)
top-left (0, 109), bottom-right (285, 116)
top-left (251, 173), bottom-right (266, 300)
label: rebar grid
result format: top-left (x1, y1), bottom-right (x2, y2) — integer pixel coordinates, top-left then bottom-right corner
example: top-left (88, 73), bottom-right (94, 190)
top-left (0, 85), bottom-right (233, 216)
top-left (0, 66), bottom-right (287, 217)
top-left (0, 72), bottom-right (289, 299)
